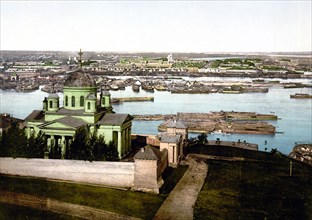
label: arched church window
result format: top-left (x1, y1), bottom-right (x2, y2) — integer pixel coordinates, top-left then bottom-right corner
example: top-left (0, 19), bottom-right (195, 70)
top-left (72, 96), bottom-right (75, 107)
top-left (87, 102), bottom-right (90, 110)
top-left (65, 96), bottom-right (68, 106)
top-left (49, 101), bottom-right (52, 108)
top-left (80, 96), bottom-right (84, 107)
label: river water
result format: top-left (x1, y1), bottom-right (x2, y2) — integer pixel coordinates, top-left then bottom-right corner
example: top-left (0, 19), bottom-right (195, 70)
top-left (1, 77), bottom-right (311, 154)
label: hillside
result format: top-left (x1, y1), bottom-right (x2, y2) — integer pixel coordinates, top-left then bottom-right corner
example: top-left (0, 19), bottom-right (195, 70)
top-left (187, 144), bottom-right (312, 219)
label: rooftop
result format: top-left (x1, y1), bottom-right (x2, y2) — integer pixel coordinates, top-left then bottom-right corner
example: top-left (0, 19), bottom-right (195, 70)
top-left (86, 93), bottom-right (97, 100)
top-left (47, 93), bottom-right (59, 99)
top-left (167, 120), bottom-right (187, 129)
top-left (25, 110), bottom-right (45, 122)
top-left (56, 117), bottom-right (86, 128)
top-left (97, 113), bottom-right (133, 126)
top-left (133, 145), bottom-right (162, 160)
top-left (160, 133), bottom-right (181, 143)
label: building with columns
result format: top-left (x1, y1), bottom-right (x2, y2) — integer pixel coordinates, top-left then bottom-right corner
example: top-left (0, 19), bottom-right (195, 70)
top-left (25, 69), bottom-right (133, 159)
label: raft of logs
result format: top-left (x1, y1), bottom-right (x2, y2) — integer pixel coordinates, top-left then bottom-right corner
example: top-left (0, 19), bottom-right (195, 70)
top-left (112, 96), bottom-right (154, 103)
top-left (133, 112), bottom-right (277, 135)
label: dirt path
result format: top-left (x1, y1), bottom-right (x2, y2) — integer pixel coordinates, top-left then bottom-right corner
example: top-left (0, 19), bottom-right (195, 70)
top-left (153, 155), bottom-right (208, 220)
top-left (0, 190), bottom-right (141, 220)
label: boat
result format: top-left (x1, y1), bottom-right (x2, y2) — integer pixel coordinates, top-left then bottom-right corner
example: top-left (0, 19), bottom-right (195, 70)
top-left (111, 98), bottom-right (120, 104)
top-left (211, 130), bottom-right (231, 136)
top-left (110, 85), bottom-right (119, 90)
top-left (132, 84), bottom-right (140, 92)
top-left (142, 84), bottom-right (154, 92)
top-left (290, 93), bottom-right (312, 99)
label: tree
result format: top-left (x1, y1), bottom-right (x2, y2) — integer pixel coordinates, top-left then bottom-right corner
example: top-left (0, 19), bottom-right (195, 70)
top-left (67, 127), bottom-right (88, 160)
top-left (92, 135), bottom-right (108, 161)
top-left (105, 141), bottom-right (119, 161)
top-left (1, 122), bottom-right (27, 157)
top-left (27, 131), bottom-right (47, 158)
top-left (0, 132), bottom-right (3, 157)
top-left (67, 127), bottom-right (119, 161)
top-left (197, 133), bottom-right (208, 144)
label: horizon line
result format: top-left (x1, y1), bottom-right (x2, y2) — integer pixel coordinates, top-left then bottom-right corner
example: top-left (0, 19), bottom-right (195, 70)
top-left (1, 49), bottom-right (312, 54)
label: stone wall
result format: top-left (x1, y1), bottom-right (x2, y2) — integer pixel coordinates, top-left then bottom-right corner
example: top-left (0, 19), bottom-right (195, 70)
top-left (157, 149), bottom-right (168, 180)
top-left (0, 157), bottom-right (134, 188)
top-left (146, 135), bottom-right (160, 146)
top-left (133, 159), bottom-right (159, 193)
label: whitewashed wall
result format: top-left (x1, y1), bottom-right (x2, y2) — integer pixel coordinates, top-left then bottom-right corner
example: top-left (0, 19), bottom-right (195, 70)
top-left (0, 157), bottom-right (134, 187)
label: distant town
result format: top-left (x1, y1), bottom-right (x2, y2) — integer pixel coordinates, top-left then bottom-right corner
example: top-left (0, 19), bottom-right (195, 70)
top-left (0, 50), bottom-right (311, 93)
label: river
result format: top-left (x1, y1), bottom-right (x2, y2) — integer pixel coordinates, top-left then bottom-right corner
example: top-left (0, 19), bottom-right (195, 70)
top-left (0, 77), bottom-right (311, 154)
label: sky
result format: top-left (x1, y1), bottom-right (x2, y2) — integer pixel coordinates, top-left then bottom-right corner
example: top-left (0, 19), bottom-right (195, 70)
top-left (0, 1), bottom-right (311, 53)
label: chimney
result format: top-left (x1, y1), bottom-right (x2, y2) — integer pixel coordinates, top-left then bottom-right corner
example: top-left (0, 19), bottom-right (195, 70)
top-left (141, 147), bottom-right (145, 153)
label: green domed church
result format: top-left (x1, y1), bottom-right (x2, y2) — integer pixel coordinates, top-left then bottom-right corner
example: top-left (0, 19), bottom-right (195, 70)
top-left (25, 69), bottom-right (133, 159)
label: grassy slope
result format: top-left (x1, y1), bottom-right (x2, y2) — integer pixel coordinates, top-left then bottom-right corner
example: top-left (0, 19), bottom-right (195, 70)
top-left (0, 165), bottom-right (187, 220)
top-left (191, 145), bottom-right (312, 219)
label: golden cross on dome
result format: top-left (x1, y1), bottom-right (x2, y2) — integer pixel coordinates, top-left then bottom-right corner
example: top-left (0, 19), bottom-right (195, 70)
top-left (78, 49), bottom-right (83, 68)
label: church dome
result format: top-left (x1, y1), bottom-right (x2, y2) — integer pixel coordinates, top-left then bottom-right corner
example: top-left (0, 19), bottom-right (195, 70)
top-left (47, 93), bottom-right (59, 99)
top-left (64, 69), bottom-right (96, 87)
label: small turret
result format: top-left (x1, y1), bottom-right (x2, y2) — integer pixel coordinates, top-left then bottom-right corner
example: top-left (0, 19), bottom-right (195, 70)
top-left (85, 93), bottom-right (97, 113)
top-left (43, 97), bottom-right (48, 111)
top-left (101, 91), bottom-right (112, 112)
top-left (46, 93), bottom-right (59, 112)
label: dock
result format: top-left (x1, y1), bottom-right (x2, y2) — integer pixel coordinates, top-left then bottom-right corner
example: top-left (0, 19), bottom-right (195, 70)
top-left (205, 140), bottom-right (258, 151)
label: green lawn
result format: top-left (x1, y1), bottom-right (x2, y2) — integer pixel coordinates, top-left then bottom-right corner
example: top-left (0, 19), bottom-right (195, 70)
top-left (0, 175), bottom-right (164, 219)
top-left (0, 165), bottom-right (187, 220)
top-left (193, 146), bottom-right (312, 219)
top-left (0, 203), bottom-right (81, 220)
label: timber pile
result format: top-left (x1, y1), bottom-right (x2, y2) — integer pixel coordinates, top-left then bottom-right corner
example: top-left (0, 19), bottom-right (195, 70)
top-left (154, 111), bottom-right (276, 135)
top-left (113, 96), bottom-right (154, 102)
top-left (133, 114), bottom-right (173, 121)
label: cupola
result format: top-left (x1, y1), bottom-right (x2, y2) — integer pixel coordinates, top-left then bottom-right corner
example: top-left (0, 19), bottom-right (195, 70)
top-left (46, 93), bottom-right (59, 112)
top-left (101, 91), bottom-right (112, 112)
top-left (85, 93), bottom-right (97, 113)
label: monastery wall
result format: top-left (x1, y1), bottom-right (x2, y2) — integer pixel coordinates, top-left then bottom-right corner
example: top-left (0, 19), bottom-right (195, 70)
top-left (0, 157), bottom-right (134, 188)
top-left (157, 149), bottom-right (168, 179)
